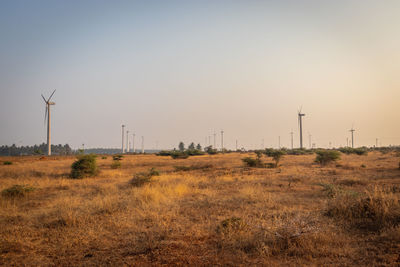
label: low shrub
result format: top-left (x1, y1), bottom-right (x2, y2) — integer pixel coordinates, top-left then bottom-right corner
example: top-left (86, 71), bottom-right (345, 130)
top-left (3, 161), bottom-right (12, 165)
top-left (315, 150), bottom-right (340, 165)
top-left (242, 157), bottom-right (265, 168)
top-left (338, 147), bottom-right (368, 155)
top-left (326, 188), bottom-right (400, 232)
top-left (262, 149), bottom-right (287, 167)
top-left (112, 154), bottom-right (123, 161)
top-left (110, 160), bottom-right (121, 169)
top-left (174, 164), bottom-right (213, 172)
top-left (216, 217), bottom-right (248, 235)
top-left (70, 154), bottom-right (98, 179)
top-left (171, 152), bottom-right (189, 159)
top-left (1, 184), bottom-right (35, 198)
top-left (129, 168), bottom-right (160, 187)
top-left (101, 156), bottom-right (107, 159)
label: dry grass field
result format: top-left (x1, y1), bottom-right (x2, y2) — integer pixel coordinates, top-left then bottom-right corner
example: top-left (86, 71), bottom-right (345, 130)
top-left (0, 152), bottom-right (399, 266)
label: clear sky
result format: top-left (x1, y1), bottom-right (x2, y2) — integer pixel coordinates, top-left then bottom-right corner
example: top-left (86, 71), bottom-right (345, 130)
top-left (0, 0), bottom-right (399, 150)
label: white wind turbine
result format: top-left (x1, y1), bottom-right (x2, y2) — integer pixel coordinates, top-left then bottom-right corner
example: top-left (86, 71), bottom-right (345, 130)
top-left (41, 90), bottom-right (56, 156)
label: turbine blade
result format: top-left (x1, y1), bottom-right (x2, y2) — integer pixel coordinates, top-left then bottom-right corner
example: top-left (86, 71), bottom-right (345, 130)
top-left (41, 94), bottom-right (47, 103)
top-left (47, 89), bottom-right (56, 101)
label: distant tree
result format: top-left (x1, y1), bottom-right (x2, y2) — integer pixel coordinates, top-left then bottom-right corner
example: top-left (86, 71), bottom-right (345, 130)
top-left (188, 142), bottom-right (195, 150)
top-left (178, 142), bottom-right (185, 151)
top-left (196, 143), bottom-right (202, 150)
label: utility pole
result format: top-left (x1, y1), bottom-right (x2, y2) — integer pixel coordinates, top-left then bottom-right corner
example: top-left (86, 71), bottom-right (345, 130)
top-left (132, 133), bottom-right (135, 153)
top-left (208, 136), bottom-right (211, 146)
top-left (213, 131), bottom-right (216, 148)
top-left (141, 136), bottom-right (144, 154)
top-left (221, 130), bottom-right (224, 151)
top-left (376, 138), bottom-right (378, 147)
top-left (346, 137), bottom-right (349, 147)
top-left (236, 139), bottom-right (238, 151)
top-left (290, 131), bottom-right (294, 150)
top-left (126, 130), bottom-right (129, 153)
top-left (121, 125), bottom-right (125, 153)
top-left (278, 136), bottom-right (280, 149)
top-left (308, 133), bottom-right (311, 149)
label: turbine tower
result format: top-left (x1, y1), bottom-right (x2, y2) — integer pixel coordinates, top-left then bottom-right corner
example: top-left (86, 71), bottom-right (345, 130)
top-left (126, 130), bottom-right (129, 153)
top-left (290, 130), bottom-right (294, 149)
top-left (213, 131), bottom-right (216, 148)
top-left (132, 133), bottom-right (135, 153)
top-left (41, 90), bottom-right (56, 156)
top-left (121, 125), bottom-right (125, 153)
top-left (298, 108), bottom-right (306, 149)
top-left (349, 125), bottom-right (355, 148)
top-left (221, 130), bottom-right (224, 151)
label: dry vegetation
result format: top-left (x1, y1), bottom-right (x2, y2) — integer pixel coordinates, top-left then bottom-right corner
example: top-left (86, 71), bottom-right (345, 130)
top-left (0, 152), bottom-right (399, 266)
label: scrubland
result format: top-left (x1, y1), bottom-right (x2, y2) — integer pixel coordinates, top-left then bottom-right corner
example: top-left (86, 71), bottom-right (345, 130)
top-left (0, 152), bottom-right (399, 266)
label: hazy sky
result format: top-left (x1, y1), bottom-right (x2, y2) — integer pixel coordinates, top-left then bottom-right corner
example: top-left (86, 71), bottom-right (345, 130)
top-left (1, 0), bottom-right (399, 150)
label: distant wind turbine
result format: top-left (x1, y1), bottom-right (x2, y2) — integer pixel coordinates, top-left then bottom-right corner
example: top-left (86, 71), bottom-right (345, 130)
top-left (298, 107), bottom-right (305, 149)
top-left (121, 125), bottom-right (125, 153)
top-left (41, 90), bottom-right (56, 156)
top-left (349, 124), bottom-right (355, 148)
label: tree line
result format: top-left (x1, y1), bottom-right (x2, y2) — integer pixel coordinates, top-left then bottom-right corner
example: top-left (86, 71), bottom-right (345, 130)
top-left (0, 143), bottom-right (72, 156)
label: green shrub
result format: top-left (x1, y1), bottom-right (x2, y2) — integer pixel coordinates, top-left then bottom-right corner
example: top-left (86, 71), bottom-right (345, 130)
top-left (338, 147), bottom-right (368, 155)
top-left (70, 154), bottom-right (98, 179)
top-left (3, 161), bottom-right (12, 165)
top-left (1, 185), bottom-right (35, 198)
top-left (129, 168), bottom-right (160, 187)
top-left (174, 164), bottom-right (213, 172)
top-left (101, 156), bottom-right (107, 159)
top-left (315, 150), bottom-right (341, 165)
top-left (110, 160), bottom-right (121, 169)
top-left (112, 154), bottom-right (123, 161)
top-left (242, 157), bottom-right (265, 168)
top-left (205, 146), bottom-right (218, 155)
top-left (148, 167), bottom-right (160, 176)
top-left (171, 152), bottom-right (189, 159)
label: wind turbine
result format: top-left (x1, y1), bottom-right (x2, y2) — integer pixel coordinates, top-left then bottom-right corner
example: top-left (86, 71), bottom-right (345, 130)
top-left (298, 107), bottom-right (305, 149)
top-left (121, 125), bottom-right (125, 153)
top-left (41, 90), bottom-right (56, 156)
top-left (349, 124), bottom-right (355, 148)
top-left (290, 130), bottom-right (294, 149)
top-left (221, 130), bottom-right (224, 151)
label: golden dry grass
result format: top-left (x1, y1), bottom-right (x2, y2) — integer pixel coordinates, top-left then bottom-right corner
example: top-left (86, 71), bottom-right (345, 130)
top-left (0, 152), bottom-right (399, 266)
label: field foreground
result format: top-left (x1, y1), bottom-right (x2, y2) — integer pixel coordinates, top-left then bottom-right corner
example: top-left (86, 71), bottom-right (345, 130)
top-left (0, 152), bottom-right (399, 266)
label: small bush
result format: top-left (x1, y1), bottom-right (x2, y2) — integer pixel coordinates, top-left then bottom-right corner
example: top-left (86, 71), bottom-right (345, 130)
top-left (3, 161), bottom-right (12, 165)
top-left (326, 188), bottom-right (400, 232)
top-left (174, 164), bottom-right (213, 172)
top-left (101, 156), bottom-right (107, 159)
top-left (110, 160), bottom-right (121, 169)
top-left (1, 185), bottom-right (35, 198)
top-left (70, 154), bottom-right (98, 179)
top-left (337, 179), bottom-right (366, 187)
top-left (129, 168), bottom-right (160, 187)
top-left (216, 217), bottom-right (248, 235)
top-left (171, 152), bottom-right (189, 159)
top-left (242, 157), bottom-right (265, 168)
top-left (112, 154), bottom-right (123, 161)
top-left (315, 150), bottom-right (340, 165)
top-left (338, 147), bottom-right (368, 155)
top-left (148, 167), bottom-right (160, 176)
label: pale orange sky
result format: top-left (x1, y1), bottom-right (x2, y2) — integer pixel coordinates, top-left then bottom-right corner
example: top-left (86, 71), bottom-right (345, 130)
top-left (0, 0), bottom-right (399, 149)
